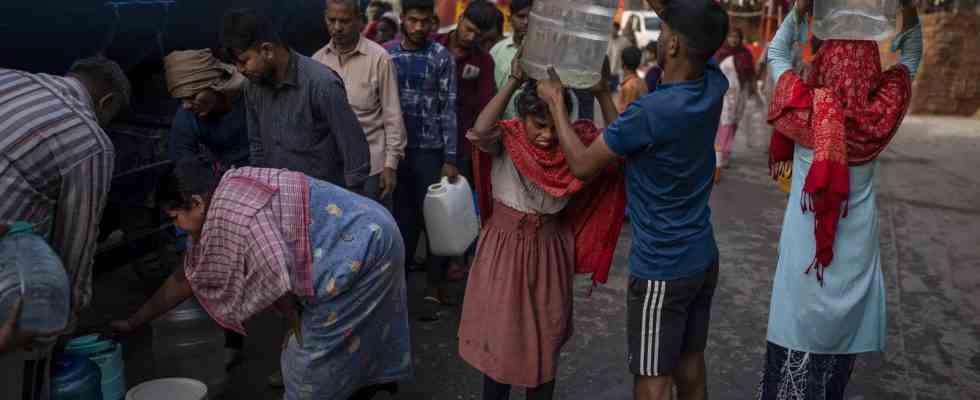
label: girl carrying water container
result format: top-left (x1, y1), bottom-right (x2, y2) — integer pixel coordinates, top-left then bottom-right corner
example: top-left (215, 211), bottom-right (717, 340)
top-left (458, 53), bottom-right (627, 399)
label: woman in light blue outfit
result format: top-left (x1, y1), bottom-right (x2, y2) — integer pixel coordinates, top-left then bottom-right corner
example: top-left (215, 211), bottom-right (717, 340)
top-left (283, 177), bottom-right (413, 400)
top-left (759, 1), bottom-right (923, 399)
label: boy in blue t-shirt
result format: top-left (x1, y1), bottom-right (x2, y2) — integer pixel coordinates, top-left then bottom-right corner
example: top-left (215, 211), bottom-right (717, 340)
top-left (535, 0), bottom-right (729, 398)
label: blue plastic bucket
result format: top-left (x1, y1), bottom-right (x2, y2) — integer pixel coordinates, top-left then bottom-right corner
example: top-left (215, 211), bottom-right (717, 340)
top-left (66, 335), bottom-right (127, 400)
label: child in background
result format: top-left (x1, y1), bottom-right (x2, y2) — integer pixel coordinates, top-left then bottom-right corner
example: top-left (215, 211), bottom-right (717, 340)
top-left (459, 54), bottom-right (626, 400)
top-left (615, 46), bottom-right (649, 113)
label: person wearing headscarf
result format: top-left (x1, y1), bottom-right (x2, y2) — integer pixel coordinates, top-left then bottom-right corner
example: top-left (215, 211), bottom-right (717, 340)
top-left (164, 49), bottom-right (250, 169)
top-left (758, 0), bottom-right (922, 398)
top-left (164, 49), bottom-right (253, 369)
top-left (712, 27), bottom-right (756, 182)
top-left (462, 46), bottom-right (626, 400)
top-left (111, 157), bottom-right (413, 400)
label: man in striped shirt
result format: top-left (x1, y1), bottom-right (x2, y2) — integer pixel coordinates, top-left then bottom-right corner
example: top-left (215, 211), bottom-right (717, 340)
top-left (0, 57), bottom-right (129, 400)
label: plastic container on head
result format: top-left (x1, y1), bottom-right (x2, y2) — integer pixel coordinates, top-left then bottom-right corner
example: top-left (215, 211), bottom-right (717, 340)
top-left (521, 0), bottom-right (618, 88)
top-left (812, 0), bottom-right (899, 41)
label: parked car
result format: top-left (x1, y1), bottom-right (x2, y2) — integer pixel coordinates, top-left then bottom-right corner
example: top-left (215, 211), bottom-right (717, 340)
top-left (620, 10), bottom-right (661, 48)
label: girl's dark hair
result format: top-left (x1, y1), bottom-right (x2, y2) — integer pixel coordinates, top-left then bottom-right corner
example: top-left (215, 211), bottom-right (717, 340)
top-left (156, 156), bottom-right (221, 211)
top-left (516, 80), bottom-right (574, 120)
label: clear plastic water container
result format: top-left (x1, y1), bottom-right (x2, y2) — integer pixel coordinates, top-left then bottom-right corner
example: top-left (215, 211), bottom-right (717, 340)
top-left (812, 0), bottom-right (899, 41)
top-left (521, 0), bottom-right (618, 89)
top-left (424, 176), bottom-right (480, 257)
top-left (0, 231), bottom-right (70, 335)
top-left (151, 298), bottom-right (226, 397)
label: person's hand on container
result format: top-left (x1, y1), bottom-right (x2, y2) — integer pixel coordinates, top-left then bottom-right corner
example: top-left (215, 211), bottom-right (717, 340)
top-left (441, 163), bottom-right (460, 183)
top-left (537, 68), bottom-right (567, 109)
top-left (510, 46), bottom-right (527, 83)
top-left (380, 167), bottom-right (397, 199)
top-left (590, 57), bottom-right (613, 95)
top-left (0, 298), bottom-right (38, 354)
top-left (795, 0), bottom-right (812, 17)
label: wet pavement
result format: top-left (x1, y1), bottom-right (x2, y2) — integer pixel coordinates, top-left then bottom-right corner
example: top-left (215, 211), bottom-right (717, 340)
top-left (80, 107), bottom-right (980, 399)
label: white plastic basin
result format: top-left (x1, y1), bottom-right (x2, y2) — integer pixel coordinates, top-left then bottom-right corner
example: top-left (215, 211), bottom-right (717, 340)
top-left (126, 378), bottom-right (208, 400)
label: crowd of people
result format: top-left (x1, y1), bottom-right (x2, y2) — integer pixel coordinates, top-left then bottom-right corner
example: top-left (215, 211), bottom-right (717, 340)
top-left (0, 0), bottom-right (924, 399)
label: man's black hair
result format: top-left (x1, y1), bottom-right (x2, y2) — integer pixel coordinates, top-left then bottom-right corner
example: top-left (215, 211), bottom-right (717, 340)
top-left (645, 41), bottom-right (658, 52)
top-left (660, 0), bottom-right (729, 64)
top-left (462, 0), bottom-right (501, 33)
top-left (401, 0), bottom-right (435, 15)
top-left (509, 0), bottom-right (533, 14)
top-left (516, 80), bottom-right (574, 120)
top-left (221, 9), bottom-right (284, 53)
top-left (156, 156), bottom-right (221, 211)
top-left (622, 46), bottom-right (643, 72)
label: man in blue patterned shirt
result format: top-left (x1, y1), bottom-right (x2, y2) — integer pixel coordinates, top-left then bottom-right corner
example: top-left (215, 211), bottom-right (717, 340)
top-left (385, 0), bottom-right (458, 320)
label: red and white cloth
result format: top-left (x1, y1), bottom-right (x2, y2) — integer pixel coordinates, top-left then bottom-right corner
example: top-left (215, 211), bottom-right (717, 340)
top-left (767, 40), bottom-right (911, 283)
top-left (184, 167), bottom-right (312, 334)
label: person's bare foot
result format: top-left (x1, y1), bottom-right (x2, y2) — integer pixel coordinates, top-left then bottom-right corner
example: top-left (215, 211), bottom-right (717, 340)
top-left (714, 167), bottom-right (722, 184)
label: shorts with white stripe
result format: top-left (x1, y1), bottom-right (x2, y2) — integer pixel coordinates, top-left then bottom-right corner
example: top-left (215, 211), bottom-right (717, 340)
top-left (627, 262), bottom-right (719, 377)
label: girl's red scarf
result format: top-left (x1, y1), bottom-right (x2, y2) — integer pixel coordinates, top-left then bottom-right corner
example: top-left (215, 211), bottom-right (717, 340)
top-left (473, 119), bottom-right (627, 285)
top-left (767, 40), bottom-right (912, 284)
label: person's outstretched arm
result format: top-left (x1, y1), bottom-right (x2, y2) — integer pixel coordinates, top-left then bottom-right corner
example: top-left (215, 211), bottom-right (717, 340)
top-left (110, 266), bottom-right (193, 336)
top-left (892, 3), bottom-right (923, 79)
top-left (767, 5), bottom-right (808, 83)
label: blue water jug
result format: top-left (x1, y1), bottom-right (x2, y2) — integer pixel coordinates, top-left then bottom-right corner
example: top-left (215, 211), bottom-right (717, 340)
top-left (52, 354), bottom-right (103, 400)
top-left (0, 230), bottom-right (70, 334)
top-left (66, 335), bottom-right (127, 400)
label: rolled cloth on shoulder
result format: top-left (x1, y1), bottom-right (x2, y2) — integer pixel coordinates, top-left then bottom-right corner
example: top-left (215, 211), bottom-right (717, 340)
top-left (768, 40), bottom-right (912, 284)
top-left (164, 49), bottom-right (245, 99)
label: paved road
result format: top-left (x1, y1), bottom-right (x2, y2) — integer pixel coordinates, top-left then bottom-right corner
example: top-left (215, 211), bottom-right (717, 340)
top-left (82, 109), bottom-right (980, 399)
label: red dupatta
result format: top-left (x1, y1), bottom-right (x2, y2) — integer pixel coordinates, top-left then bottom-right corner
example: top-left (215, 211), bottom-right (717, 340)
top-left (768, 40), bottom-right (912, 284)
top-left (472, 119), bottom-right (627, 285)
